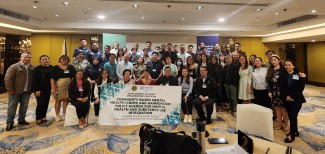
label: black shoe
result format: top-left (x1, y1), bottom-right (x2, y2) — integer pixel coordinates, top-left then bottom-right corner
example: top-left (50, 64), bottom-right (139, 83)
top-left (206, 118), bottom-right (212, 125)
top-left (18, 121), bottom-right (30, 125)
top-left (284, 136), bottom-right (295, 143)
top-left (197, 117), bottom-right (206, 121)
top-left (6, 124), bottom-right (13, 131)
top-left (295, 132), bottom-right (300, 137)
top-left (273, 116), bottom-right (277, 121)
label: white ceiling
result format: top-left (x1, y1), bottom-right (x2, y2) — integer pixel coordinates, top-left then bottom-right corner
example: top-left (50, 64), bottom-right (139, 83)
top-left (0, 0), bottom-right (325, 42)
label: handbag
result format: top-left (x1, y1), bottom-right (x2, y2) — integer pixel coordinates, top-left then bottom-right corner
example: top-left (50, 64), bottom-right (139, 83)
top-left (139, 124), bottom-right (202, 154)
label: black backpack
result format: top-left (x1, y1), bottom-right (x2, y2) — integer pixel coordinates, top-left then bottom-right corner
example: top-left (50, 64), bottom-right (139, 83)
top-left (139, 124), bottom-right (202, 154)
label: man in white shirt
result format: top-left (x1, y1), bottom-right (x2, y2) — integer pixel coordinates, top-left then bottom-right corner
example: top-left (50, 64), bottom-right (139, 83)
top-left (116, 54), bottom-right (133, 81)
top-left (110, 42), bottom-right (119, 55)
top-left (177, 44), bottom-right (190, 65)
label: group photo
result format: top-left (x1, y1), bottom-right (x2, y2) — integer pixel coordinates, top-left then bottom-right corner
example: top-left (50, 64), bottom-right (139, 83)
top-left (0, 0), bottom-right (324, 154)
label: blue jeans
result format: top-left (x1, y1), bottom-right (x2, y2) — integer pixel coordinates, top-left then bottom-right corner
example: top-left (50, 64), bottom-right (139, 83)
top-left (7, 92), bottom-right (30, 124)
top-left (224, 84), bottom-right (238, 112)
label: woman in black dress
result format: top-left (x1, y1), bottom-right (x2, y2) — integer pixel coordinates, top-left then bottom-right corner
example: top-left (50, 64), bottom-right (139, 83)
top-left (279, 59), bottom-right (306, 143)
top-left (33, 55), bottom-right (53, 124)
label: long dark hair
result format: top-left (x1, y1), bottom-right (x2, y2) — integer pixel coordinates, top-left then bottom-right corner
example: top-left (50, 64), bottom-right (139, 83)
top-left (72, 70), bottom-right (84, 83)
top-left (181, 68), bottom-right (190, 85)
top-left (249, 54), bottom-right (256, 66)
top-left (239, 55), bottom-right (248, 70)
top-left (96, 69), bottom-right (110, 85)
top-left (267, 55), bottom-right (281, 81)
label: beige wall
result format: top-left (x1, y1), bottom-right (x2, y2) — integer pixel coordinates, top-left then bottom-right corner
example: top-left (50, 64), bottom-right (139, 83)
top-left (307, 42), bottom-right (325, 83)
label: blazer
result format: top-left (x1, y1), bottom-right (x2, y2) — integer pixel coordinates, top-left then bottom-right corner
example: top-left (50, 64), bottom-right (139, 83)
top-left (279, 72), bottom-right (306, 104)
top-left (193, 75), bottom-right (216, 98)
top-left (68, 79), bottom-right (91, 102)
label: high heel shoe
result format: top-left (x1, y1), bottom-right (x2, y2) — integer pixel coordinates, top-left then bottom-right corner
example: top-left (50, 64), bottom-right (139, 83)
top-left (284, 134), bottom-right (295, 143)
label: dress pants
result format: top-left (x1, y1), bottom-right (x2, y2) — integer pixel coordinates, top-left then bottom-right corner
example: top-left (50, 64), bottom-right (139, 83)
top-left (181, 94), bottom-right (193, 114)
top-left (71, 100), bottom-right (90, 119)
top-left (193, 97), bottom-right (215, 120)
top-left (35, 91), bottom-right (51, 120)
top-left (285, 101), bottom-right (302, 138)
top-left (224, 84), bottom-right (237, 112)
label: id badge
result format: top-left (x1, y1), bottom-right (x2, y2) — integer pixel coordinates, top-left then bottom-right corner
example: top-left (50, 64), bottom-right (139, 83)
top-left (293, 74), bottom-right (299, 80)
top-left (182, 88), bottom-right (188, 93)
top-left (79, 88), bottom-right (83, 92)
top-left (64, 70), bottom-right (70, 74)
top-left (152, 69), bottom-right (157, 72)
top-left (202, 84), bottom-right (207, 88)
top-left (99, 69), bottom-right (101, 71)
top-left (189, 72), bottom-right (193, 75)
top-left (166, 83), bottom-right (169, 86)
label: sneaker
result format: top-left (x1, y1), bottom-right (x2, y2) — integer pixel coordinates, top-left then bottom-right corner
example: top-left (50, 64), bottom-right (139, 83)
top-left (188, 115), bottom-right (193, 123)
top-left (55, 115), bottom-right (62, 122)
top-left (61, 114), bottom-right (65, 121)
top-left (183, 115), bottom-right (188, 123)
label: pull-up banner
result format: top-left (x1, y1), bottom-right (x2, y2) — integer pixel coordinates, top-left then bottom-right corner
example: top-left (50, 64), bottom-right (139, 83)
top-left (197, 35), bottom-right (219, 54)
top-left (99, 84), bottom-right (182, 126)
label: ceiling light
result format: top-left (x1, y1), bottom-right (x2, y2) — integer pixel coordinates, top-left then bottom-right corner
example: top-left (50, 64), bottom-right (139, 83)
top-left (133, 4), bottom-right (139, 8)
top-left (182, 18), bottom-right (185, 21)
top-left (97, 15), bottom-right (105, 19)
top-left (55, 14), bottom-right (59, 17)
top-left (311, 9), bottom-right (317, 13)
top-left (256, 8), bottom-right (262, 12)
top-left (33, 1), bottom-right (38, 8)
top-left (33, 5), bottom-right (37, 9)
top-left (218, 18), bottom-right (225, 22)
top-left (233, 11), bottom-right (236, 14)
top-left (62, 2), bottom-right (69, 5)
top-left (256, 17), bottom-right (260, 22)
top-left (88, 8), bottom-right (91, 10)
top-left (141, 16), bottom-right (144, 20)
top-left (275, 12), bottom-right (279, 15)
top-left (197, 6), bottom-right (203, 10)
top-left (311, 40), bottom-right (316, 42)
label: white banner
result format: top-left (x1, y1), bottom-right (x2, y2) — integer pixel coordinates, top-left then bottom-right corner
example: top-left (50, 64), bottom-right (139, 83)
top-left (98, 84), bottom-right (182, 126)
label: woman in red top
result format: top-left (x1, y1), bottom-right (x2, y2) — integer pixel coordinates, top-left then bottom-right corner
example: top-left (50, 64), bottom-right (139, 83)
top-left (137, 69), bottom-right (155, 85)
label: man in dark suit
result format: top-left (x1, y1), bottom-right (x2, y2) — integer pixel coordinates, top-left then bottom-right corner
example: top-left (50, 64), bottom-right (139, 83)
top-left (193, 66), bottom-right (216, 124)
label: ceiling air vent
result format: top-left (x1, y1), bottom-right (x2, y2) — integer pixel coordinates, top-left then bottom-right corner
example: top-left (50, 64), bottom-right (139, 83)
top-left (278, 15), bottom-right (318, 27)
top-left (0, 8), bottom-right (29, 21)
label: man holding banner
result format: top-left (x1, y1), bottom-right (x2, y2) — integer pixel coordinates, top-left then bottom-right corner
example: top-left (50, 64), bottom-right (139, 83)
top-left (193, 66), bottom-right (216, 124)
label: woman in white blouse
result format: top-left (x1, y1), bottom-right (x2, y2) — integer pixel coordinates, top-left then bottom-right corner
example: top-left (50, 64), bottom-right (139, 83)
top-left (248, 57), bottom-right (271, 108)
top-left (94, 69), bottom-right (110, 116)
top-left (118, 69), bottom-right (135, 85)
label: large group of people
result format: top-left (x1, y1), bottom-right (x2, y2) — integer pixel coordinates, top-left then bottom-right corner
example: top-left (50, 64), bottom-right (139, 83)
top-left (4, 39), bottom-right (306, 143)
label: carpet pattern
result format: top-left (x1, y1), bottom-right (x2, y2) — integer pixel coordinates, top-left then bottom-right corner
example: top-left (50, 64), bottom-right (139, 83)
top-left (0, 85), bottom-right (324, 154)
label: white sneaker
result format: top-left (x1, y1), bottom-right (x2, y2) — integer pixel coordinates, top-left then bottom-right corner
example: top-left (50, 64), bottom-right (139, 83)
top-left (55, 115), bottom-right (62, 122)
top-left (188, 115), bottom-right (193, 123)
top-left (183, 115), bottom-right (188, 123)
top-left (61, 114), bottom-right (65, 121)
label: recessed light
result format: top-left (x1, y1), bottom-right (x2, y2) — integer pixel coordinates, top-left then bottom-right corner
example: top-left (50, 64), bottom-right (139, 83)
top-left (97, 15), bottom-right (105, 19)
top-left (218, 18), bottom-right (225, 22)
top-left (275, 12), bottom-right (279, 15)
top-left (133, 4), bottom-right (139, 8)
top-left (311, 40), bottom-right (316, 42)
top-left (197, 6), bottom-right (203, 10)
top-left (182, 17), bottom-right (185, 21)
top-left (33, 5), bottom-right (37, 9)
top-left (256, 8), bottom-right (262, 12)
top-left (311, 9), bottom-right (317, 13)
top-left (141, 16), bottom-right (144, 20)
top-left (55, 14), bottom-right (59, 17)
top-left (256, 17), bottom-right (260, 21)
top-left (88, 8), bottom-right (91, 10)
top-left (63, 2), bottom-right (69, 5)
top-left (233, 11), bottom-right (236, 14)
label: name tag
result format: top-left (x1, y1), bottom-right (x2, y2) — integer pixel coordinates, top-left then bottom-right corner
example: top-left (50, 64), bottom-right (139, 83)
top-left (64, 70), bottom-right (70, 74)
top-left (189, 72), bottom-right (193, 75)
top-left (182, 88), bottom-right (188, 93)
top-left (79, 88), bottom-right (83, 92)
top-left (152, 69), bottom-right (157, 72)
top-left (202, 84), bottom-right (207, 88)
top-left (99, 69), bottom-right (101, 71)
top-left (293, 74), bottom-right (299, 80)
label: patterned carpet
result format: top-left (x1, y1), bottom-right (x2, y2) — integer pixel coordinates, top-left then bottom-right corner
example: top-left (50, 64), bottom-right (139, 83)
top-left (0, 85), bottom-right (324, 154)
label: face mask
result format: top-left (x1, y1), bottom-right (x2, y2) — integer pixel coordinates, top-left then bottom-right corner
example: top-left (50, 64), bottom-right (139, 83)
top-left (220, 57), bottom-right (225, 61)
top-left (177, 62), bottom-right (182, 66)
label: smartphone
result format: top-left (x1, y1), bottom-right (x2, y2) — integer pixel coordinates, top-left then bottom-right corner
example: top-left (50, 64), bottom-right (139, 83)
top-left (191, 131), bottom-right (209, 138)
top-left (208, 138), bottom-right (228, 144)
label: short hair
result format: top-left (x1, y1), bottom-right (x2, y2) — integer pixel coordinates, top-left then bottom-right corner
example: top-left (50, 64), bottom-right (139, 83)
top-left (152, 52), bottom-right (158, 56)
top-left (167, 43), bottom-right (172, 46)
top-left (109, 53), bottom-right (116, 58)
top-left (200, 65), bottom-right (207, 71)
top-left (235, 42), bottom-right (241, 46)
top-left (143, 48), bottom-right (148, 51)
top-left (265, 50), bottom-right (275, 55)
top-left (173, 45), bottom-right (179, 48)
top-left (21, 52), bottom-right (31, 58)
top-left (92, 42), bottom-right (98, 45)
top-left (39, 55), bottom-right (49, 62)
top-left (146, 41), bottom-right (152, 44)
top-left (122, 69), bottom-right (131, 76)
top-left (188, 45), bottom-right (193, 48)
top-left (164, 66), bottom-right (171, 70)
top-left (131, 47), bottom-right (136, 51)
top-left (80, 39), bottom-right (87, 42)
top-left (58, 55), bottom-right (70, 63)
